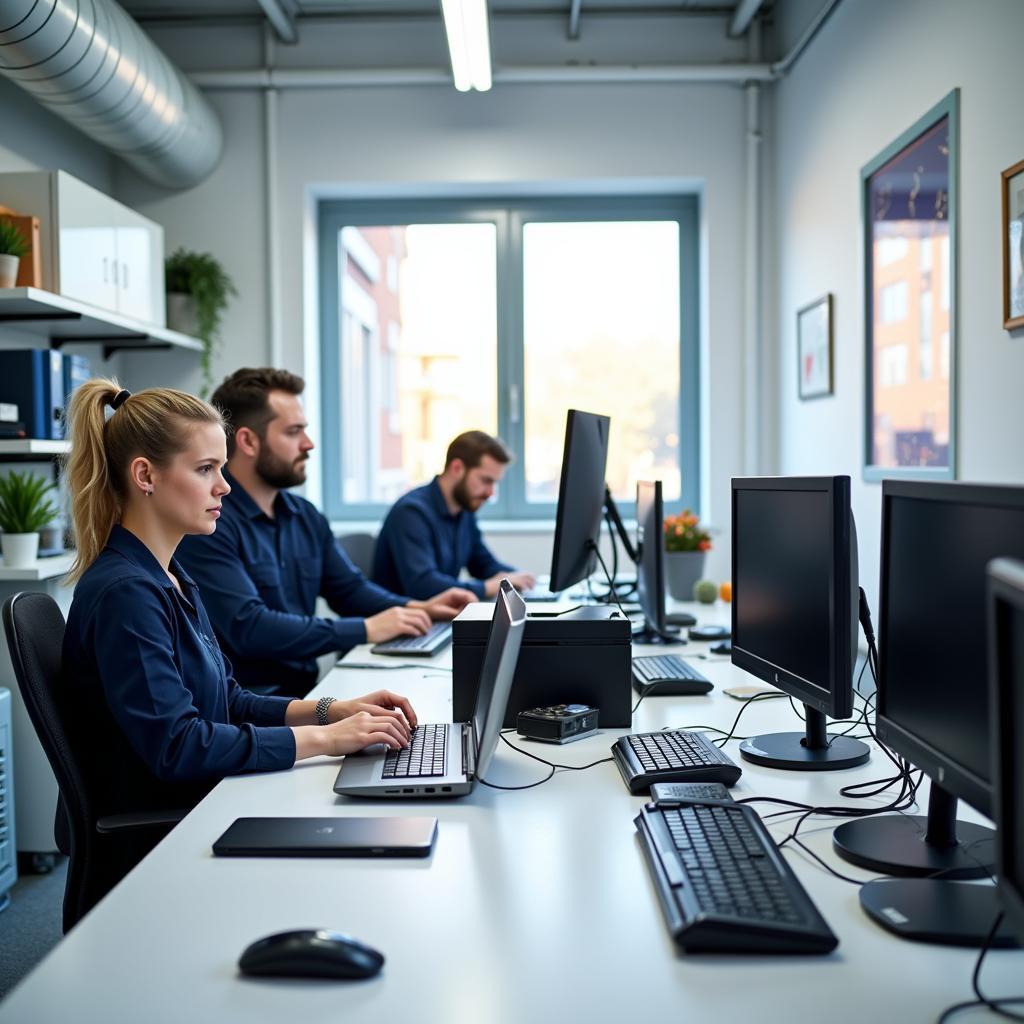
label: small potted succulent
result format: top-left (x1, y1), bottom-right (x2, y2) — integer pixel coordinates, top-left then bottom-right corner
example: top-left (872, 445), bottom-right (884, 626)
top-left (0, 470), bottom-right (59, 567)
top-left (165, 248), bottom-right (237, 397)
top-left (0, 219), bottom-right (29, 289)
top-left (663, 509), bottom-right (712, 601)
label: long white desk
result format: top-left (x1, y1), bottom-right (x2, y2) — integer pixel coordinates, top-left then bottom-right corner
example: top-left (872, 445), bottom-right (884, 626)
top-left (1, 604), bottom-right (1020, 1023)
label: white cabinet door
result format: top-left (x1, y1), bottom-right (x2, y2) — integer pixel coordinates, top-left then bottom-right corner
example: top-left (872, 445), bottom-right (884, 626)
top-left (115, 205), bottom-right (163, 324)
top-left (54, 173), bottom-right (119, 310)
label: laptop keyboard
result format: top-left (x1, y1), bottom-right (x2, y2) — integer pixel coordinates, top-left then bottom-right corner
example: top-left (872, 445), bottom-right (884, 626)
top-left (371, 622), bottom-right (452, 656)
top-left (382, 723), bottom-right (449, 778)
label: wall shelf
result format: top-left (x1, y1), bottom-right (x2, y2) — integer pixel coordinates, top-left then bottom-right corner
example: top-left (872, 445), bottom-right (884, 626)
top-left (0, 439), bottom-right (70, 457)
top-left (0, 552), bottom-right (74, 582)
top-left (0, 287), bottom-right (203, 358)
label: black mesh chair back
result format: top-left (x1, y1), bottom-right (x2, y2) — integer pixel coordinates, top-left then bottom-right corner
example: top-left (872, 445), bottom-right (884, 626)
top-left (3, 592), bottom-right (182, 931)
top-left (3, 592), bottom-right (95, 930)
top-left (338, 532), bottom-right (377, 578)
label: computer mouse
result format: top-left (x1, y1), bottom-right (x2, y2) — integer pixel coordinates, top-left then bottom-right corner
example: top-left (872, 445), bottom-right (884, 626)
top-left (238, 929), bottom-right (384, 980)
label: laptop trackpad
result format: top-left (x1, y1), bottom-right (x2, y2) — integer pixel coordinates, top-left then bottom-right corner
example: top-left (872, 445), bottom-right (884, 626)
top-left (353, 743), bottom-right (389, 757)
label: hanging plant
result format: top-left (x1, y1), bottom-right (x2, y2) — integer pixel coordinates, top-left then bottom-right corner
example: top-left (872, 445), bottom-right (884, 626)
top-left (165, 248), bottom-right (237, 397)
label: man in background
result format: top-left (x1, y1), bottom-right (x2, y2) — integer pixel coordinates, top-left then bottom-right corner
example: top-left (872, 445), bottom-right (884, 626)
top-left (372, 430), bottom-right (536, 600)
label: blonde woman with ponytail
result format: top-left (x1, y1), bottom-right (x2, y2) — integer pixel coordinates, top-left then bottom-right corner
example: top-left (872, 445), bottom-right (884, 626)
top-left (62, 380), bottom-right (416, 843)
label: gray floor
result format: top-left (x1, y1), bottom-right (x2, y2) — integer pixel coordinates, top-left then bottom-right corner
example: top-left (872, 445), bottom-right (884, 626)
top-left (0, 859), bottom-right (66, 1000)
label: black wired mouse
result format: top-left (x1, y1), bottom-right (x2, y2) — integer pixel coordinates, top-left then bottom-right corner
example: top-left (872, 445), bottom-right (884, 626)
top-left (239, 929), bottom-right (384, 980)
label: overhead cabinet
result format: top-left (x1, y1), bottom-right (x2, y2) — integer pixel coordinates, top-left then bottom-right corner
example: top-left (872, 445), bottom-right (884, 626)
top-left (0, 170), bottom-right (165, 327)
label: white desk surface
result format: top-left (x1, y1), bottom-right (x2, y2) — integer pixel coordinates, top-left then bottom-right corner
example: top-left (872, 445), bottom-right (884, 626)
top-left (1, 601), bottom-right (1020, 1023)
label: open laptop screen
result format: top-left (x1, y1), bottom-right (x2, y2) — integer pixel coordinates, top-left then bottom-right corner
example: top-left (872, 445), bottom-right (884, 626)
top-left (471, 580), bottom-right (527, 780)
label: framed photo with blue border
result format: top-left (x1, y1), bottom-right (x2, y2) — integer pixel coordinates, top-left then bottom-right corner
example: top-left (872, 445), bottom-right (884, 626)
top-left (862, 89), bottom-right (958, 482)
top-left (797, 293), bottom-right (833, 400)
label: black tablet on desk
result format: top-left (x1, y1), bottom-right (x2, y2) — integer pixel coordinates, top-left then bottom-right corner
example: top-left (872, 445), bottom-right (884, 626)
top-left (212, 817), bottom-right (438, 858)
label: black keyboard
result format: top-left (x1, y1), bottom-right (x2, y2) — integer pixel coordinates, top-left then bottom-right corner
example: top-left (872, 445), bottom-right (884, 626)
top-left (382, 723), bottom-right (449, 778)
top-left (371, 622), bottom-right (452, 657)
top-left (632, 655), bottom-right (713, 697)
top-left (634, 800), bottom-right (838, 954)
top-left (612, 729), bottom-right (741, 794)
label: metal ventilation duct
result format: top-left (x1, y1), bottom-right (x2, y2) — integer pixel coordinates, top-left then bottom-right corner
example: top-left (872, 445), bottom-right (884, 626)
top-left (0, 0), bottom-right (223, 190)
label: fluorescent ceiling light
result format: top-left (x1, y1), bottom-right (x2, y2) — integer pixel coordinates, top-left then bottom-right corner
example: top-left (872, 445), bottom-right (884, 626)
top-left (441, 0), bottom-right (492, 92)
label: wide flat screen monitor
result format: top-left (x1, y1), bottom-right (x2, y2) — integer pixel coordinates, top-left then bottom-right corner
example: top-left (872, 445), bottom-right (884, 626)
top-left (549, 410), bottom-right (611, 594)
top-left (833, 481), bottom-right (1024, 947)
top-left (731, 476), bottom-right (868, 771)
top-left (988, 558), bottom-right (1024, 946)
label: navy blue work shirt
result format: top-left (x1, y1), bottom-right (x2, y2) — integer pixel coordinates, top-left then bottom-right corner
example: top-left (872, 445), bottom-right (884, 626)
top-left (62, 525), bottom-right (296, 818)
top-left (372, 478), bottom-right (512, 600)
top-left (176, 469), bottom-right (408, 696)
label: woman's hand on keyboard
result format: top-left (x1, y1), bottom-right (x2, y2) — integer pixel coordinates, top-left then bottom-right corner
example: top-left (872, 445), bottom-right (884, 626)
top-left (332, 690), bottom-right (418, 734)
top-left (365, 605), bottom-right (431, 643)
top-left (325, 712), bottom-right (411, 756)
top-left (293, 710), bottom-right (411, 761)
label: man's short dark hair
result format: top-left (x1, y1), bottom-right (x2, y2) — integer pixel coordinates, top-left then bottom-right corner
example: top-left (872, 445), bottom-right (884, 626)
top-left (212, 367), bottom-right (305, 457)
top-left (444, 431), bottom-right (512, 471)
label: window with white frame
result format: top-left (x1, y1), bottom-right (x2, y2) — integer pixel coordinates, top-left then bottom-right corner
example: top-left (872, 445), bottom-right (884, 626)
top-left (318, 197), bottom-right (699, 521)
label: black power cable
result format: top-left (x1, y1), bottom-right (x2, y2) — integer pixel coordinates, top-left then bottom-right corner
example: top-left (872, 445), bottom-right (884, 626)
top-left (936, 912), bottom-right (1024, 1023)
top-left (477, 731), bottom-right (614, 791)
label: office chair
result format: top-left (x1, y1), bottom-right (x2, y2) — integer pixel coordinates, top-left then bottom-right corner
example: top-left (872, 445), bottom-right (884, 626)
top-left (338, 532), bottom-right (376, 578)
top-left (2, 593), bottom-right (185, 931)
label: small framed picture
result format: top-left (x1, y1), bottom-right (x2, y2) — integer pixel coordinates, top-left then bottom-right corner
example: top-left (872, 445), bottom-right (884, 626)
top-left (1002, 158), bottom-right (1024, 330)
top-left (797, 293), bottom-right (833, 400)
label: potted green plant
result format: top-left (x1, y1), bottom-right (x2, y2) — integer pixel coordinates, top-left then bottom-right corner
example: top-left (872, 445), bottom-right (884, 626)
top-left (0, 470), bottom-right (59, 568)
top-left (663, 509), bottom-right (712, 601)
top-left (0, 219), bottom-right (29, 289)
top-left (165, 248), bottom-right (237, 397)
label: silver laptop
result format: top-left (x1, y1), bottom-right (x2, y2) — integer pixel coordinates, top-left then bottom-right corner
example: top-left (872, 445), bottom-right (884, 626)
top-left (333, 580), bottom-right (526, 798)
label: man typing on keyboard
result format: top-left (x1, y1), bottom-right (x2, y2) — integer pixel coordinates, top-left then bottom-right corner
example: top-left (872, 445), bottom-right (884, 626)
top-left (178, 368), bottom-right (477, 698)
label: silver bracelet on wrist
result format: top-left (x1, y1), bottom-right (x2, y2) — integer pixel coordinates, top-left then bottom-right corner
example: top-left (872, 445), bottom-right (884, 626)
top-left (315, 696), bottom-right (338, 726)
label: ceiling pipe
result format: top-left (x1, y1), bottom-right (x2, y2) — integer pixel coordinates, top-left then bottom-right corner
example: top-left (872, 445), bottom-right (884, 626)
top-left (728, 0), bottom-right (766, 38)
top-left (190, 62), bottom-right (777, 90)
top-left (0, 0), bottom-right (223, 189)
top-left (568, 0), bottom-right (582, 41)
top-left (255, 0), bottom-right (298, 44)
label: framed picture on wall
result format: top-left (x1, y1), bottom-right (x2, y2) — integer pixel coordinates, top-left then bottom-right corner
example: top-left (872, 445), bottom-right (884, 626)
top-left (1002, 158), bottom-right (1024, 330)
top-left (797, 293), bottom-right (833, 399)
top-left (862, 89), bottom-right (958, 482)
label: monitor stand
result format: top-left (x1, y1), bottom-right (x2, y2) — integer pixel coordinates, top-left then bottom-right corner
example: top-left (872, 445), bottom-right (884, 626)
top-left (858, 879), bottom-right (1020, 948)
top-left (631, 620), bottom-right (685, 645)
top-left (832, 784), bottom-right (995, 878)
top-left (739, 706), bottom-right (871, 771)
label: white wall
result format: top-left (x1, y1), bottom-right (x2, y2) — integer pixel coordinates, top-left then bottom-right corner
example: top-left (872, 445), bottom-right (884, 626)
top-left (113, 13), bottom-right (757, 585)
top-left (0, 77), bottom-right (113, 189)
top-left (770, 0), bottom-right (1024, 611)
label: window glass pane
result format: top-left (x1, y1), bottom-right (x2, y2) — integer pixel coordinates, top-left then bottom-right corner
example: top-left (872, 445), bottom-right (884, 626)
top-left (338, 223), bottom-right (497, 503)
top-left (522, 221), bottom-right (681, 505)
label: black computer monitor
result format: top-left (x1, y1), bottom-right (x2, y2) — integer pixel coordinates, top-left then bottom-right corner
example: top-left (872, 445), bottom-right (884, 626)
top-left (988, 558), bottom-right (1024, 946)
top-left (634, 480), bottom-right (683, 645)
top-left (549, 409), bottom-right (636, 594)
top-left (832, 481), bottom-right (1024, 947)
top-left (731, 476), bottom-right (869, 771)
